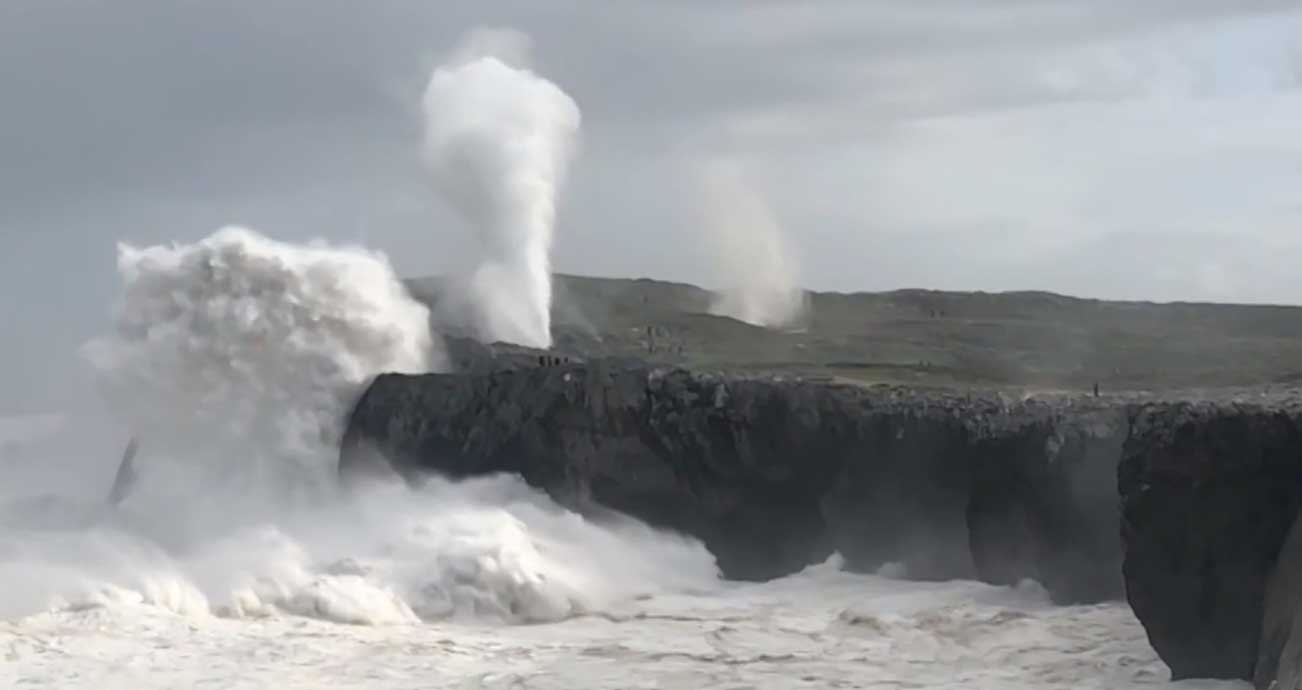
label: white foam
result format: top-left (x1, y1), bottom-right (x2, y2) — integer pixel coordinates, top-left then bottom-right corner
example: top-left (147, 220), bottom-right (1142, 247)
top-left (0, 546), bottom-right (1252, 689)
top-left (0, 473), bottom-right (718, 626)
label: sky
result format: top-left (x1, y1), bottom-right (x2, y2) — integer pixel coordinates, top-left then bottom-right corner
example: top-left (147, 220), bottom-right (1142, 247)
top-left (2, 0), bottom-right (1302, 413)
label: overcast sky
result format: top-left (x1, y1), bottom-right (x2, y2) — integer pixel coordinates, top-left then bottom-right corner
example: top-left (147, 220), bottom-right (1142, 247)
top-left (3, 0), bottom-right (1302, 412)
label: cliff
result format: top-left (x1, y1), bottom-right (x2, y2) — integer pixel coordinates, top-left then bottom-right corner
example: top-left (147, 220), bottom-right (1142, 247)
top-left (369, 272), bottom-right (1302, 685)
top-left (1120, 401), bottom-right (1302, 686)
top-left (342, 361), bottom-right (1127, 604)
top-left (343, 360), bottom-right (1302, 686)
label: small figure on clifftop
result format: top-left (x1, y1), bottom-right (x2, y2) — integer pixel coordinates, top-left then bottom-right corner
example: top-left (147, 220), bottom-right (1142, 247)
top-left (1093, 382), bottom-right (1100, 398)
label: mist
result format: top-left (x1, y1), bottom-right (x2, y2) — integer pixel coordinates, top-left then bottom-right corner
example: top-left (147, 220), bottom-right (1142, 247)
top-left (699, 160), bottom-right (809, 329)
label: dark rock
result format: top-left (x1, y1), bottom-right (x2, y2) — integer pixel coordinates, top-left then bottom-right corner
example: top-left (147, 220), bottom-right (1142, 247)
top-left (342, 361), bottom-right (1125, 601)
top-left (1119, 402), bottom-right (1302, 682)
top-left (968, 412), bottom-right (1126, 603)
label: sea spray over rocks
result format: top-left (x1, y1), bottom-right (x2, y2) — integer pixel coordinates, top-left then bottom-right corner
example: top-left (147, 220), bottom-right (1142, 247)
top-left (33, 24), bottom-right (708, 627)
top-left (421, 28), bottom-right (581, 348)
top-left (14, 210), bottom-right (716, 626)
top-left (79, 226), bottom-right (438, 492)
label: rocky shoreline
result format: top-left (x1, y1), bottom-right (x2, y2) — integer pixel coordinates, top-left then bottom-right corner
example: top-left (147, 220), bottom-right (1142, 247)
top-left (341, 361), bottom-right (1302, 688)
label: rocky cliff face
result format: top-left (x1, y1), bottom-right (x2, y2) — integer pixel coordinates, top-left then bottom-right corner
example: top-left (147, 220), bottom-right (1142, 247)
top-left (342, 361), bottom-right (1302, 685)
top-left (1119, 401), bottom-right (1302, 685)
top-left (342, 361), bottom-right (1126, 604)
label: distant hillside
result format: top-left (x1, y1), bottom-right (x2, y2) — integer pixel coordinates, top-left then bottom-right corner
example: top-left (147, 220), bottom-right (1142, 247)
top-left (406, 273), bottom-right (1302, 391)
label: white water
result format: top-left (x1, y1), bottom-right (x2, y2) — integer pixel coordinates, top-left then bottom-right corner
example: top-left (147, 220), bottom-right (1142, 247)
top-left (0, 470), bottom-right (716, 623)
top-left (0, 489), bottom-right (1252, 690)
top-left (36, 220), bottom-right (715, 627)
top-left (0, 217), bottom-right (738, 686)
top-left (79, 226), bottom-right (438, 494)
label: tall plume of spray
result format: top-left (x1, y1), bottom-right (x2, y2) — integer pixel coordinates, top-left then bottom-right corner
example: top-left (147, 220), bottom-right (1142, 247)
top-left (699, 160), bottom-right (809, 329)
top-left (421, 28), bottom-right (581, 349)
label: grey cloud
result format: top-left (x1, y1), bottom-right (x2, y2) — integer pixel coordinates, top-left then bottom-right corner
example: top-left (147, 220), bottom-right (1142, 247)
top-left (3, 0), bottom-right (1302, 413)
top-left (6, 0), bottom-right (1291, 200)
top-left (4, 1), bottom-right (1292, 207)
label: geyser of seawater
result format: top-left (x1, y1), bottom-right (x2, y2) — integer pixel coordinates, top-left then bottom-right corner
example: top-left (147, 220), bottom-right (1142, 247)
top-left (422, 28), bottom-right (581, 349)
top-left (0, 225), bottom-right (718, 626)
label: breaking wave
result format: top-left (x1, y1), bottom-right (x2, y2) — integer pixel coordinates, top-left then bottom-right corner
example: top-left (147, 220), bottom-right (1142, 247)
top-left (0, 219), bottom-right (717, 627)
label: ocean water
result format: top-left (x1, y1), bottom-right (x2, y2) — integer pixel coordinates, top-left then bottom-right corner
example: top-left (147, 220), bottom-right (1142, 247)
top-left (0, 567), bottom-right (1217, 690)
top-left (0, 443), bottom-right (1251, 690)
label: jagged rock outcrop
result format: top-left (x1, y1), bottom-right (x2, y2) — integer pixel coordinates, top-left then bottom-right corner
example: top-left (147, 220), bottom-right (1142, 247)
top-left (342, 361), bottom-right (1125, 604)
top-left (1119, 401), bottom-right (1302, 684)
